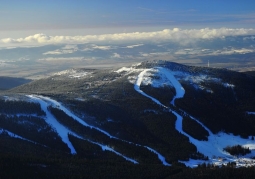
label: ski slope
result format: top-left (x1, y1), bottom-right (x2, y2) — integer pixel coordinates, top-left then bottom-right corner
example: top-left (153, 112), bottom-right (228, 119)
top-left (134, 67), bottom-right (185, 105)
top-left (0, 128), bottom-right (44, 146)
top-left (134, 67), bottom-right (255, 167)
top-left (27, 95), bottom-right (169, 165)
top-left (28, 95), bottom-right (77, 154)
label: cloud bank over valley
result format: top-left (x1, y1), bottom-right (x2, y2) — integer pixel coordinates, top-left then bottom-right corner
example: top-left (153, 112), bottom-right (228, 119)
top-left (1, 28), bottom-right (255, 47)
top-left (0, 28), bottom-right (255, 78)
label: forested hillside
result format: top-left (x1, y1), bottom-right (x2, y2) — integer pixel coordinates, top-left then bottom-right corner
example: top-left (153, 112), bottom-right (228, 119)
top-left (1, 60), bottom-right (255, 178)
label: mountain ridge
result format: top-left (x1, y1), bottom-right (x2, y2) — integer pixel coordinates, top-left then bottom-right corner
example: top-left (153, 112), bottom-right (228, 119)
top-left (1, 60), bottom-right (255, 177)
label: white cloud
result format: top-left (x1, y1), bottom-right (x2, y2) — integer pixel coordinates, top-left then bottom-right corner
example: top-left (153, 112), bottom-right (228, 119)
top-left (243, 36), bottom-right (255, 40)
top-left (43, 49), bottom-right (76, 55)
top-left (81, 44), bottom-right (114, 51)
top-left (174, 47), bottom-right (255, 56)
top-left (43, 44), bottom-right (78, 55)
top-left (211, 48), bottom-right (255, 55)
top-left (2, 28), bottom-right (255, 47)
top-left (38, 57), bottom-right (84, 62)
top-left (125, 44), bottom-right (144, 48)
top-left (112, 53), bottom-right (121, 58)
top-left (91, 45), bottom-right (112, 50)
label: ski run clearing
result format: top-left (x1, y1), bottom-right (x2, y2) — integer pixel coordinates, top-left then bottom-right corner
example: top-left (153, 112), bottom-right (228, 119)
top-left (133, 67), bottom-right (255, 168)
top-left (26, 95), bottom-right (170, 166)
top-left (2, 65), bottom-right (255, 168)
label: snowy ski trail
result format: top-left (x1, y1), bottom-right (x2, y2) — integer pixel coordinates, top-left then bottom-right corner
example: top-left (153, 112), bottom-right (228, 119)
top-left (27, 95), bottom-right (169, 165)
top-left (145, 146), bottom-right (171, 166)
top-left (134, 67), bottom-right (185, 106)
top-left (134, 67), bottom-right (255, 167)
top-left (0, 128), bottom-right (46, 146)
top-left (134, 69), bottom-right (166, 107)
top-left (28, 95), bottom-right (138, 164)
top-left (28, 95), bottom-right (77, 154)
top-left (157, 67), bottom-right (185, 105)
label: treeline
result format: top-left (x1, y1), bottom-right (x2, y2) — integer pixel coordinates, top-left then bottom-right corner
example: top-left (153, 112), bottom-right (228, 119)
top-left (59, 79), bottom-right (208, 163)
top-left (182, 116), bottom-right (209, 141)
top-left (49, 106), bottom-right (163, 164)
top-left (0, 133), bottom-right (183, 179)
top-left (139, 112), bottom-right (207, 162)
top-left (223, 145), bottom-right (251, 156)
top-left (175, 80), bottom-right (255, 137)
top-left (0, 99), bottom-right (45, 116)
top-left (141, 84), bottom-right (175, 107)
top-left (169, 165), bottom-right (255, 179)
top-left (2, 133), bottom-right (255, 179)
top-left (68, 134), bottom-right (133, 162)
top-left (0, 114), bottom-right (69, 152)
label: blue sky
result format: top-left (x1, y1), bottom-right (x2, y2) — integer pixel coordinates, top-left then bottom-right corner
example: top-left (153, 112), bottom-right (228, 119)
top-left (1, 1), bottom-right (255, 77)
top-left (1, 0), bottom-right (255, 38)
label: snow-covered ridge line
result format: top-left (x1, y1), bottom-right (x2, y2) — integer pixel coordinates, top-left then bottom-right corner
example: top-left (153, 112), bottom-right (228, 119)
top-left (27, 95), bottom-right (168, 165)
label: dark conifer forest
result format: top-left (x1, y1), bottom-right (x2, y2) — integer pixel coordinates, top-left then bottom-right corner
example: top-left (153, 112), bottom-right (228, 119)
top-left (1, 61), bottom-right (255, 178)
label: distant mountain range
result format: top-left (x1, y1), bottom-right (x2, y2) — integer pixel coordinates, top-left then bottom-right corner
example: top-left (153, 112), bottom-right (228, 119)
top-left (1, 60), bottom-right (255, 178)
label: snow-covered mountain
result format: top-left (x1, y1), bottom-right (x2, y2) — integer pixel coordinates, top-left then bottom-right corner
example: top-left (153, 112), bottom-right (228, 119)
top-left (1, 60), bottom-right (255, 177)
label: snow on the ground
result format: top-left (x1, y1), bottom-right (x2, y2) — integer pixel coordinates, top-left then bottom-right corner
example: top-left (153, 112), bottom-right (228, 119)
top-left (176, 112), bottom-right (255, 167)
top-left (28, 95), bottom-right (77, 154)
top-left (158, 67), bottom-right (185, 105)
top-left (75, 98), bottom-right (85, 101)
top-left (134, 66), bottom-right (255, 168)
top-left (177, 72), bottom-right (235, 92)
top-left (53, 69), bottom-right (92, 79)
top-left (27, 95), bottom-right (169, 165)
top-left (54, 69), bottom-right (72, 76)
top-left (69, 71), bottom-right (90, 78)
top-left (114, 65), bottom-right (144, 75)
top-left (29, 95), bottom-right (116, 139)
top-left (71, 134), bottom-right (139, 164)
top-left (134, 67), bottom-right (185, 105)
top-left (247, 112), bottom-right (255, 115)
top-left (2, 95), bottom-right (20, 101)
top-left (96, 141), bottom-right (138, 164)
top-left (0, 128), bottom-right (42, 145)
top-left (134, 69), bottom-right (167, 108)
top-left (223, 83), bottom-right (235, 88)
top-left (145, 146), bottom-right (171, 166)
top-left (27, 95), bottom-right (138, 163)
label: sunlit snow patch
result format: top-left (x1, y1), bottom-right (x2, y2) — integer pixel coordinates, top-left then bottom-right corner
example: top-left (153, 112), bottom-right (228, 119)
top-left (134, 67), bottom-right (185, 105)
top-left (54, 69), bottom-right (92, 79)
